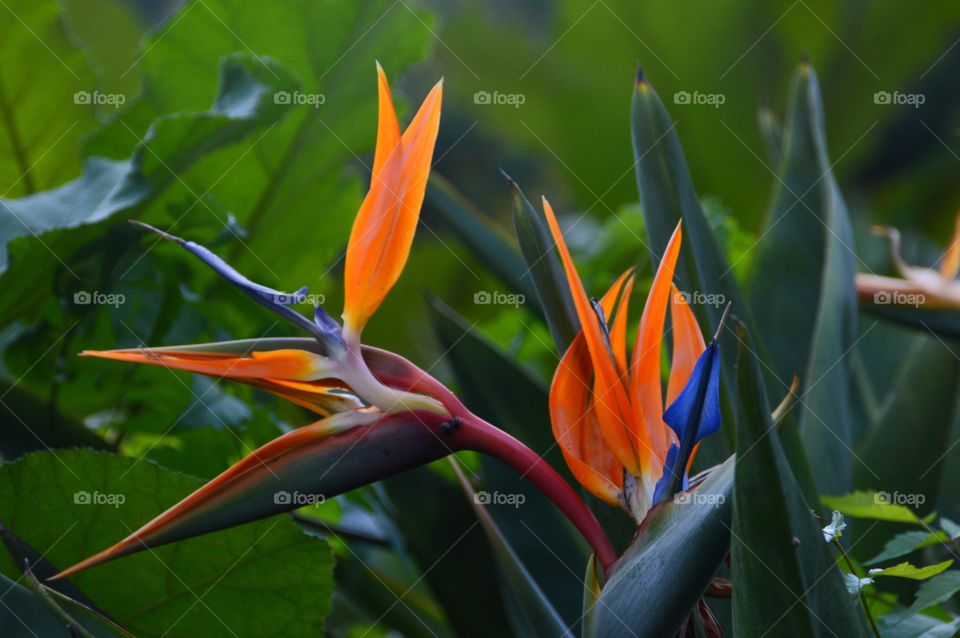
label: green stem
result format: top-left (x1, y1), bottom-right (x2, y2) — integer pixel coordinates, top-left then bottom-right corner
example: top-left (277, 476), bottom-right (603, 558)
top-left (832, 539), bottom-right (881, 638)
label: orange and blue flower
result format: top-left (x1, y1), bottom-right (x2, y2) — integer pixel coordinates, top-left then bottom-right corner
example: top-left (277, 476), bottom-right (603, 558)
top-left (543, 199), bottom-right (721, 522)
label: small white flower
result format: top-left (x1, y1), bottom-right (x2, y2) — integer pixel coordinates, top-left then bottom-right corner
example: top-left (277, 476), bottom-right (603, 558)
top-left (822, 510), bottom-right (846, 542)
top-left (843, 573), bottom-right (874, 596)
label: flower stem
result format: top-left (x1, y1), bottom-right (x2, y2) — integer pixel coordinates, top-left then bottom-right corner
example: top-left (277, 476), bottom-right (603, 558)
top-left (832, 539), bottom-right (881, 638)
top-left (456, 413), bottom-right (617, 574)
top-left (341, 341), bottom-right (448, 415)
top-left (362, 349), bottom-right (618, 573)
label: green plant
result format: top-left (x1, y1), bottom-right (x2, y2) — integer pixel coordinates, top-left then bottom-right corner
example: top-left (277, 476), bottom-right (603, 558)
top-left (1, 2), bottom-right (959, 636)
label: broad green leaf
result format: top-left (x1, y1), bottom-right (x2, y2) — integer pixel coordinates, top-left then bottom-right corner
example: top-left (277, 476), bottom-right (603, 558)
top-left (630, 71), bottom-right (751, 466)
top-left (431, 299), bottom-right (597, 622)
top-left (872, 560), bottom-right (953, 580)
top-left (866, 530), bottom-right (950, 566)
top-left (884, 570), bottom-right (960, 622)
top-left (748, 64), bottom-right (858, 495)
top-left (732, 324), bottom-right (868, 637)
top-left (452, 460), bottom-right (571, 638)
top-left (507, 173), bottom-right (578, 351)
top-left (424, 175), bottom-right (537, 308)
top-left (0, 53), bottom-right (297, 325)
top-left (0, 0), bottom-right (100, 196)
top-left (0, 449), bottom-right (335, 637)
top-left (940, 518), bottom-right (960, 538)
top-left (593, 456), bottom-right (734, 638)
top-left (877, 613), bottom-right (960, 638)
top-left (821, 491), bottom-right (922, 524)
top-left (61, 0), bottom-right (143, 100)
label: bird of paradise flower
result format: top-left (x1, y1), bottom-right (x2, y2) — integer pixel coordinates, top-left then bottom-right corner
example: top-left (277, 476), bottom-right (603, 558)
top-left (54, 65), bottom-right (721, 583)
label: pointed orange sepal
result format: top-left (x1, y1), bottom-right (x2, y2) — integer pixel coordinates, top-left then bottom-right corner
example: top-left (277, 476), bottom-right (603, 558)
top-left (80, 347), bottom-right (358, 414)
top-left (630, 221), bottom-right (683, 470)
top-left (342, 69), bottom-right (443, 335)
top-left (550, 271), bottom-right (633, 505)
top-left (80, 347), bottom-right (325, 381)
top-left (541, 197), bottom-right (640, 476)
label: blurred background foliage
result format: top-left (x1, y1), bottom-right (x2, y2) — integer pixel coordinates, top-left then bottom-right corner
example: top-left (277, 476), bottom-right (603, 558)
top-left (1, 0), bottom-right (960, 636)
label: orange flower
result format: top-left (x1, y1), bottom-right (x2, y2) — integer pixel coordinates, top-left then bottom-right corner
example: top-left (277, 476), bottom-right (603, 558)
top-left (544, 199), bottom-right (711, 522)
top-left (343, 63), bottom-right (443, 338)
top-left (82, 65), bottom-right (444, 418)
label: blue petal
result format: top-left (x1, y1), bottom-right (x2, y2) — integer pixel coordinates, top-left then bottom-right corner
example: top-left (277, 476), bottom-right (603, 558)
top-left (653, 444), bottom-right (689, 504)
top-left (663, 341), bottom-right (721, 445)
top-left (313, 306), bottom-right (344, 348)
top-left (134, 222), bottom-right (344, 351)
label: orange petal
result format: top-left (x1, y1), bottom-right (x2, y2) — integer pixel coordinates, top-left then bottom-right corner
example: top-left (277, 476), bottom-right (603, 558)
top-left (343, 75), bottom-right (443, 335)
top-left (541, 197), bottom-right (640, 475)
top-left (666, 284), bottom-right (707, 472)
top-left (631, 221), bottom-right (683, 468)
top-left (80, 348), bottom-right (326, 381)
top-left (548, 270), bottom-right (634, 503)
top-left (666, 283), bottom-right (706, 406)
top-left (940, 212), bottom-right (960, 279)
top-left (604, 270), bottom-right (634, 376)
top-left (550, 334), bottom-right (623, 505)
top-left (372, 62), bottom-right (401, 180)
top-left (80, 347), bottom-right (358, 415)
top-left (244, 378), bottom-right (362, 416)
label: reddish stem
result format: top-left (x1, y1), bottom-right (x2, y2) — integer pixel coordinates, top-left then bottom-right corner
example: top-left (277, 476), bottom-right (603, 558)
top-left (367, 347), bottom-right (618, 573)
top-left (456, 413), bottom-right (617, 574)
